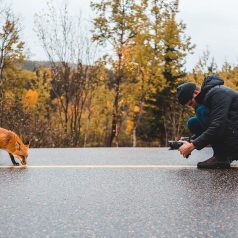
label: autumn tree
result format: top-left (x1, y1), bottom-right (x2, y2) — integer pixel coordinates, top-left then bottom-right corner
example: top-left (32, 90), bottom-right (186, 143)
top-left (145, 0), bottom-right (195, 144)
top-left (191, 49), bottom-right (218, 86)
top-left (35, 1), bottom-right (100, 146)
top-left (117, 21), bottom-right (155, 145)
top-left (218, 62), bottom-right (238, 90)
top-left (0, 8), bottom-right (25, 124)
top-left (91, 0), bottom-right (139, 146)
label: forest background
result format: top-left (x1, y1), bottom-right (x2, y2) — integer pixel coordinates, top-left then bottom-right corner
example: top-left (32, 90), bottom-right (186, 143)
top-left (1, 0), bottom-right (237, 148)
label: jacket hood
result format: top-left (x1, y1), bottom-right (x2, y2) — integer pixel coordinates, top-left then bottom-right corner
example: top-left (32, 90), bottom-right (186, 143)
top-left (195, 75), bottom-right (224, 103)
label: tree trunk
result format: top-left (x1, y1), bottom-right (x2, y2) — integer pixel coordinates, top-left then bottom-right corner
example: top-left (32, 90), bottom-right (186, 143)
top-left (132, 127), bottom-right (137, 147)
top-left (107, 53), bottom-right (122, 147)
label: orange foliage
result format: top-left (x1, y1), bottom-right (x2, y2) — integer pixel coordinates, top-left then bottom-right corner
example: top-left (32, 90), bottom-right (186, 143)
top-left (23, 89), bottom-right (39, 107)
top-left (133, 105), bottom-right (140, 113)
top-left (43, 68), bottom-right (52, 79)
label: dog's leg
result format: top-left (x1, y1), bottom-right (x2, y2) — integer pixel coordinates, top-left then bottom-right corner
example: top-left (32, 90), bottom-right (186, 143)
top-left (9, 153), bottom-right (19, 166)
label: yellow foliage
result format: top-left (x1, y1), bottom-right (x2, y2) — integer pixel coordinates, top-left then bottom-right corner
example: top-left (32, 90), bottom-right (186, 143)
top-left (119, 99), bottom-right (124, 106)
top-left (5, 91), bottom-right (14, 100)
top-left (125, 120), bottom-right (134, 136)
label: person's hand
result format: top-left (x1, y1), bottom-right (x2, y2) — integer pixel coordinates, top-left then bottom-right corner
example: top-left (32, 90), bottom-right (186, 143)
top-left (178, 140), bottom-right (195, 158)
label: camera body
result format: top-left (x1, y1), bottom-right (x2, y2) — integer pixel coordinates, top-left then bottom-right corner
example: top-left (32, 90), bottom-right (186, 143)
top-left (168, 136), bottom-right (191, 150)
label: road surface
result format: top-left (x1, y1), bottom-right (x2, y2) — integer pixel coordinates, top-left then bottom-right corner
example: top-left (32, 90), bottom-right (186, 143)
top-left (0, 147), bottom-right (237, 238)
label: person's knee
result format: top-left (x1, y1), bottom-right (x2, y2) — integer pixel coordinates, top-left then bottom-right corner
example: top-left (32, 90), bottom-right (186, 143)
top-left (187, 116), bottom-right (204, 136)
top-left (196, 105), bottom-right (209, 128)
top-left (187, 116), bottom-right (199, 131)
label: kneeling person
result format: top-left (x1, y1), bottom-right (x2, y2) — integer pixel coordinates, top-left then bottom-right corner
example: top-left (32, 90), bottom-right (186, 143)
top-left (176, 75), bottom-right (238, 169)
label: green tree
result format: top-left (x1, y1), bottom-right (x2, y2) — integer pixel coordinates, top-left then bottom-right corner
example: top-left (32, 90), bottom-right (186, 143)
top-left (149, 0), bottom-right (194, 144)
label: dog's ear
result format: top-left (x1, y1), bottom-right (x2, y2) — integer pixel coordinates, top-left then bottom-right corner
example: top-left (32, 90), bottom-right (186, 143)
top-left (15, 141), bottom-right (21, 150)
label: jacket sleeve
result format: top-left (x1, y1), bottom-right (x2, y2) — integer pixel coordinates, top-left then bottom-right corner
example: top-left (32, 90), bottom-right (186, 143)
top-left (192, 89), bottom-right (232, 150)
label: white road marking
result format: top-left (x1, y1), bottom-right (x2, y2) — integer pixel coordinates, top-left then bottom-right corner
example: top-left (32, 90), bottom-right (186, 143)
top-left (0, 164), bottom-right (197, 168)
top-left (0, 164), bottom-right (237, 168)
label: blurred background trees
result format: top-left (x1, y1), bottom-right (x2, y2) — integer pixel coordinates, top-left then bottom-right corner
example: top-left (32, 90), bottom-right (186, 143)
top-left (0, 0), bottom-right (237, 147)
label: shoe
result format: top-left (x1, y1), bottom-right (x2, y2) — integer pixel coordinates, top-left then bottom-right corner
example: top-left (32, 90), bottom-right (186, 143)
top-left (197, 156), bottom-right (231, 169)
top-left (227, 154), bottom-right (238, 163)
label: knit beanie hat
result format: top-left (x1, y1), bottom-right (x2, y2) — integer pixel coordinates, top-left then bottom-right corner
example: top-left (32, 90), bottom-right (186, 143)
top-left (176, 83), bottom-right (196, 105)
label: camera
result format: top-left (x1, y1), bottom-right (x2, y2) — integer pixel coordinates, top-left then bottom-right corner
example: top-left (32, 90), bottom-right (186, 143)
top-left (168, 137), bottom-right (191, 150)
top-left (168, 136), bottom-right (191, 158)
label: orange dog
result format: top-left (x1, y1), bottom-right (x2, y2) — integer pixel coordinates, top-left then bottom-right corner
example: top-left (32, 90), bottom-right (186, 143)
top-left (0, 128), bottom-right (29, 165)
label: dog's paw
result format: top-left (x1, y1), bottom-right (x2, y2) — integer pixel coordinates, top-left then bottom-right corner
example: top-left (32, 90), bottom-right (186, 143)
top-left (14, 163), bottom-right (20, 166)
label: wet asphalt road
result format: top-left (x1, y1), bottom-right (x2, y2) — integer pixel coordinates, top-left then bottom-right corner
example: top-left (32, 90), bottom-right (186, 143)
top-left (0, 148), bottom-right (238, 238)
